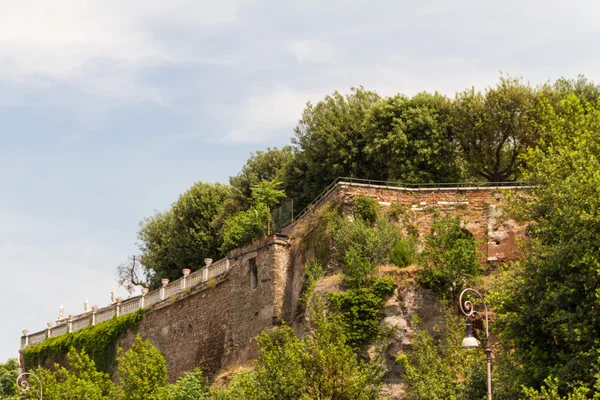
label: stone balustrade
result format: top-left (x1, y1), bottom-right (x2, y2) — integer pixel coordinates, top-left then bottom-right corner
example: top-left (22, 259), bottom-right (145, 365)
top-left (20, 258), bottom-right (230, 349)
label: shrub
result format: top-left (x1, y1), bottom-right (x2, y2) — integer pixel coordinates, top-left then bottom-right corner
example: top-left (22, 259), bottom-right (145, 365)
top-left (418, 215), bottom-right (480, 298)
top-left (390, 236), bottom-right (418, 267)
top-left (327, 277), bottom-right (396, 348)
top-left (353, 196), bottom-right (380, 224)
top-left (152, 367), bottom-right (209, 400)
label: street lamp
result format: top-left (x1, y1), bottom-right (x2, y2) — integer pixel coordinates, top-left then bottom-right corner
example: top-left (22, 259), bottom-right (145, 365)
top-left (16, 372), bottom-right (42, 400)
top-left (459, 288), bottom-right (492, 400)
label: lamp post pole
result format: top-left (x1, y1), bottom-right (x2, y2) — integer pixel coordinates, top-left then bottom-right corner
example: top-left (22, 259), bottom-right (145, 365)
top-left (16, 372), bottom-right (43, 400)
top-left (459, 287), bottom-right (492, 400)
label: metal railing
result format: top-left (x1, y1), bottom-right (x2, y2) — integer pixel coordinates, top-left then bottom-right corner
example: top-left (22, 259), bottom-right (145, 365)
top-left (21, 257), bottom-right (231, 349)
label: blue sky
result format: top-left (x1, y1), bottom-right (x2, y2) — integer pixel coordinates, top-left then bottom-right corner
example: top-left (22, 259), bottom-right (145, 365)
top-left (2, 0), bottom-right (600, 361)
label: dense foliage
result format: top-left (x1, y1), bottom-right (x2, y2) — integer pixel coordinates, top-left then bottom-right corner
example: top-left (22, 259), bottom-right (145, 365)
top-left (418, 215), bottom-right (481, 299)
top-left (0, 358), bottom-right (18, 399)
top-left (493, 93), bottom-right (600, 393)
top-left (23, 310), bottom-right (143, 373)
top-left (397, 310), bottom-right (487, 400)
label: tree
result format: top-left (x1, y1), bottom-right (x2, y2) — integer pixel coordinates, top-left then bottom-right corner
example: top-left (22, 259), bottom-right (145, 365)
top-left (364, 92), bottom-right (463, 183)
top-left (117, 255), bottom-right (148, 294)
top-left (493, 94), bottom-right (600, 392)
top-left (0, 358), bottom-right (18, 399)
top-left (251, 180), bottom-right (286, 235)
top-left (138, 182), bottom-right (231, 288)
top-left (219, 203), bottom-right (268, 254)
top-left (285, 87), bottom-right (381, 208)
top-left (116, 336), bottom-right (168, 400)
top-left (449, 76), bottom-right (541, 182)
top-left (230, 146), bottom-right (294, 207)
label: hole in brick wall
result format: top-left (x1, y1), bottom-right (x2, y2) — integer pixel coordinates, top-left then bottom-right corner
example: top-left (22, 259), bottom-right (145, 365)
top-left (250, 258), bottom-right (258, 290)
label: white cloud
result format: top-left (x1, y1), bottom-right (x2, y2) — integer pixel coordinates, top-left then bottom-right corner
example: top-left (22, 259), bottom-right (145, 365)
top-left (226, 84), bottom-right (327, 143)
top-left (0, 210), bottom-right (132, 360)
top-left (286, 39), bottom-right (336, 64)
top-left (0, 0), bottom-right (240, 103)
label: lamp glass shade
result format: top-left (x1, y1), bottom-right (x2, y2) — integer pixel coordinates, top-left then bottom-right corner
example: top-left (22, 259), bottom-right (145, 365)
top-left (462, 336), bottom-right (480, 349)
top-left (462, 319), bottom-right (480, 349)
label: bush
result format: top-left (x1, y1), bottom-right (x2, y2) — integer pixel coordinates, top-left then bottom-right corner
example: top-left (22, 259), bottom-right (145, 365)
top-left (33, 348), bottom-right (116, 400)
top-left (353, 196), bottom-right (380, 224)
top-left (152, 367), bottom-right (209, 400)
top-left (327, 277), bottom-right (396, 348)
top-left (390, 236), bottom-right (418, 267)
top-left (333, 217), bottom-right (402, 283)
top-left (418, 215), bottom-right (480, 298)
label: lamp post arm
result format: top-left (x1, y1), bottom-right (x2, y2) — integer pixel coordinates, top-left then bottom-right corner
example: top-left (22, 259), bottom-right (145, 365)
top-left (16, 372), bottom-right (43, 400)
top-left (459, 287), bottom-right (490, 341)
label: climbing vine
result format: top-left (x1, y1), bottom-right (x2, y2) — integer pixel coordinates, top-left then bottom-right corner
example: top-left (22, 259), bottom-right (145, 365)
top-left (23, 310), bottom-right (144, 373)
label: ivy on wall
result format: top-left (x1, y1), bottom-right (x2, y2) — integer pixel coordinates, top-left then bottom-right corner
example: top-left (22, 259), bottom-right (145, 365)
top-left (23, 310), bottom-right (144, 373)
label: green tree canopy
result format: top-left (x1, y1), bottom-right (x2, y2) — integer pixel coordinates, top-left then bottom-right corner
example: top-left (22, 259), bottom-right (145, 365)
top-left (0, 358), bottom-right (18, 399)
top-left (138, 182), bottom-right (231, 288)
top-left (284, 87), bottom-right (381, 208)
top-left (230, 146), bottom-right (294, 207)
top-left (116, 336), bottom-right (168, 400)
top-left (449, 76), bottom-right (541, 182)
top-left (494, 93), bottom-right (600, 392)
top-left (364, 91), bottom-right (463, 183)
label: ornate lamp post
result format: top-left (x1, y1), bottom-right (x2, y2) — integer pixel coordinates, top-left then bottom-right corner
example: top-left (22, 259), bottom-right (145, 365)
top-left (16, 372), bottom-right (43, 400)
top-left (459, 288), bottom-right (492, 400)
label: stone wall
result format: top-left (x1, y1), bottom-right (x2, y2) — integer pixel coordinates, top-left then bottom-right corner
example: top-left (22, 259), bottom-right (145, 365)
top-left (117, 235), bottom-right (291, 381)
top-left (284, 182), bottom-right (528, 264)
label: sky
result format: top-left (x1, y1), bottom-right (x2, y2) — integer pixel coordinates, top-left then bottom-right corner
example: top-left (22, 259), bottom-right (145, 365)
top-left (2, 0), bottom-right (600, 361)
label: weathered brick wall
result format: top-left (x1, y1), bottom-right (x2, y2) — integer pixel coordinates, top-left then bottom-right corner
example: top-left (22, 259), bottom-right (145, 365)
top-left (284, 182), bottom-right (528, 264)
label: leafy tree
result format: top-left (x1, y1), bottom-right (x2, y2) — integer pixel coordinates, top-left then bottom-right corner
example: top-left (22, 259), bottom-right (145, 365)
top-left (138, 182), bottom-right (231, 288)
top-left (364, 92), bottom-right (463, 183)
top-left (152, 367), bottom-right (209, 400)
top-left (116, 336), bottom-right (168, 400)
top-left (285, 87), bottom-right (381, 208)
top-left (230, 146), bottom-right (294, 207)
top-left (493, 94), bottom-right (600, 392)
top-left (32, 348), bottom-right (116, 400)
top-left (219, 203), bottom-right (269, 254)
top-left (449, 76), bottom-right (541, 182)
top-left (418, 215), bottom-right (480, 299)
top-left (251, 180), bottom-right (286, 235)
top-left (397, 310), bottom-right (487, 400)
top-left (0, 358), bottom-right (18, 399)
top-left (138, 210), bottom-right (177, 288)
